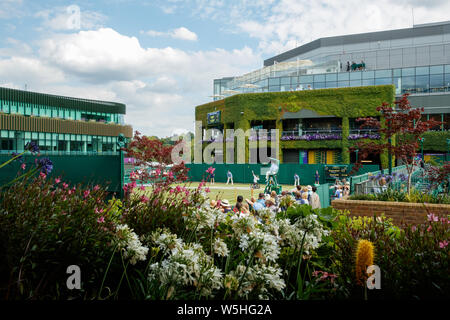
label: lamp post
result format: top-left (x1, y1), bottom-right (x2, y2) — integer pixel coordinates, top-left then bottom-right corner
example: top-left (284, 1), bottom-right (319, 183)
top-left (388, 136), bottom-right (392, 175)
top-left (117, 134), bottom-right (126, 199)
top-left (355, 148), bottom-right (359, 163)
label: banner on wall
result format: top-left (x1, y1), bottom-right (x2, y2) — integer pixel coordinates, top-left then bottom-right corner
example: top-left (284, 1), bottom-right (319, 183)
top-left (324, 164), bottom-right (348, 180)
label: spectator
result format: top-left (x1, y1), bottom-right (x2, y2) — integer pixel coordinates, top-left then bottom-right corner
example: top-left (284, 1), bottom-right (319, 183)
top-left (300, 192), bottom-right (309, 205)
top-left (294, 191), bottom-right (302, 204)
top-left (265, 198), bottom-right (277, 213)
top-left (226, 170), bottom-right (234, 185)
top-left (306, 185), bottom-right (313, 203)
top-left (236, 195), bottom-right (243, 207)
top-left (210, 199), bottom-right (217, 209)
top-left (310, 186), bottom-right (321, 209)
top-left (343, 182), bottom-right (350, 197)
top-left (220, 199), bottom-right (231, 213)
top-left (374, 177), bottom-right (387, 194)
top-left (249, 193), bottom-right (266, 212)
top-left (334, 186), bottom-right (343, 199)
top-left (294, 173), bottom-right (300, 186)
top-left (270, 191), bottom-right (280, 207)
top-left (346, 61), bottom-right (350, 72)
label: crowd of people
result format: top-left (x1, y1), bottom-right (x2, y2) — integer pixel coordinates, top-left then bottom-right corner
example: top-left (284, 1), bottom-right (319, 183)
top-left (209, 184), bottom-right (322, 217)
top-left (329, 178), bottom-right (350, 199)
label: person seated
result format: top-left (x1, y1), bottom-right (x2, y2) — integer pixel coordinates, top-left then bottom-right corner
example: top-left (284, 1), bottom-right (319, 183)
top-left (235, 195), bottom-right (244, 208)
top-left (374, 177), bottom-right (387, 194)
top-left (220, 199), bottom-right (232, 213)
top-left (300, 192), bottom-right (309, 205)
top-left (270, 191), bottom-right (280, 207)
top-left (294, 191), bottom-right (302, 204)
top-left (210, 199), bottom-right (217, 209)
top-left (264, 198), bottom-right (277, 213)
top-left (246, 193), bottom-right (266, 212)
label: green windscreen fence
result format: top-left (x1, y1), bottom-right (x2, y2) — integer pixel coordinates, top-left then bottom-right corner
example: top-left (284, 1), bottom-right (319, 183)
top-left (185, 163), bottom-right (380, 186)
top-left (0, 154), bottom-right (122, 194)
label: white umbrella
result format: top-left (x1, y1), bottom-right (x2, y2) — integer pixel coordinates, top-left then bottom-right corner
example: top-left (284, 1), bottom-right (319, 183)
top-left (222, 89), bottom-right (240, 95)
top-left (239, 83), bottom-right (259, 88)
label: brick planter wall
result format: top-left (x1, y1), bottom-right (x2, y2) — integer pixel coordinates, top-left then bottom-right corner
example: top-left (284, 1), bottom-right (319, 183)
top-left (331, 199), bottom-right (450, 226)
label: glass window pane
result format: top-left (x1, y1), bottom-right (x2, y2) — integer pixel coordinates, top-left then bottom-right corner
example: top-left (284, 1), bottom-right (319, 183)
top-left (393, 69), bottom-right (401, 77)
top-left (269, 78), bottom-right (279, 85)
top-left (314, 82), bottom-right (325, 89)
top-left (269, 86), bottom-right (279, 92)
top-left (402, 67), bottom-right (415, 76)
top-left (430, 74), bottom-right (444, 92)
top-left (375, 77), bottom-right (393, 85)
top-left (375, 70), bottom-right (391, 78)
top-left (338, 81), bottom-right (349, 87)
top-left (280, 77), bottom-right (290, 85)
top-left (299, 75), bottom-right (313, 83)
top-left (326, 73), bottom-right (337, 81)
top-left (430, 65), bottom-right (443, 74)
top-left (325, 81), bottom-right (337, 88)
top-left (416, 66), bottom-right (429, 76)
top-left (350, 80), bottom-right (361, 87)
top-left (445, 65), bottom-right (450, 73)
top-left (415, 75), bottom-right (429, 93)
top-left (362, 71), bottom-right (374, 79)
top-left (338, 73), bottom-right (349, 81)
top-left (314, 74), bottom-right (325, 82)
top-left (350, 71), bottom-right (361, 80)
top-left (362, 79), bottom-right (374, 86)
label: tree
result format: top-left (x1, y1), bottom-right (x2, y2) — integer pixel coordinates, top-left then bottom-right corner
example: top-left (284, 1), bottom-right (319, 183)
top-left (353, 94), bottom-right (441, 194)
top-left (123, 131), bottom-right (189, 194)
top-left (425, 161), bottom-right (450, 192)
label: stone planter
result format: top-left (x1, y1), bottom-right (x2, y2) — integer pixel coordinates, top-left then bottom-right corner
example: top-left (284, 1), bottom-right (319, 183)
top-left (332, 199), bottom-right (450, 226)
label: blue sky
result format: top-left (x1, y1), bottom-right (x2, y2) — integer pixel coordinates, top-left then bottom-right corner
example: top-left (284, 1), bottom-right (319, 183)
top-left (1, 0), bottom-right (449, 137)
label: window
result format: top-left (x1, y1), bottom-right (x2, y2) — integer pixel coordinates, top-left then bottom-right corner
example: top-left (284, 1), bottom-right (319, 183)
top-left (430, 74), bottom-right (444, 92)
top-left (362, 71), bottom-right (374, 79)
top-left (415, 75), bottom-right (429, 92)
top-left (401, 76), bottom-right (415, 93)
top-left (269, 78), bottom-right (280, 86)
top-left (375, 78), bottom-right (392, 85)
top-left (338, 81), bottom-right (349, 87)
top-left (338, 73), bottom-right (349, 81)
top-left (416, 66), bottom-right (429, 76)
top-left (349, 79), bottom-right (361, 87)
top-left (325, 73), bottom-right (337, 82)
top-left (314, 74), bottom-right (325, 82)
top-left (299, 75), bottom-right (313, 83)
top-left (402, 68), bottom-right (415, 76)
top-left (314, 82), bottom-right (325, 89)
top-left (430, 65), bottom-right (444, 74)
top-left (362, 79), bottom-right (375, 86)
top-left (375, 69), bottom-right (391, 78)
top-left (280, 77), bottom-right (290, 85)
top-left (350, 72), bottom-right (361, 80)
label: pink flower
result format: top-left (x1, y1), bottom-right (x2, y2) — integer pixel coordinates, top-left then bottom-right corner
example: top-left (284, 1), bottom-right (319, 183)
top-left (169, 188), bottom-right (175, 194)
top-left (182, 198), bottom-right (189, 205)
top-left (427, 225), bottom-right (432, 232)
top-left (411, 226), bottom-right (417, 232)
top-left (152, 198), bottom-right (159, 206)
top-left (94, 207), bottom-right (104, 214)
top-left (439, 240), bottom-right (448, 249)
top-left (39, 172), bottom-right (46, 179)
top-left (83, 190), bottom-right (90, 198)
top-left (62, 183), bottom-right (69, 189)
top-left (21, 163), bottom-right (26, 170)
top-left (205, 187), bottom-right (210, 193)
top-left (97, 216), bottom-right (105, 224)
top-left (155, 169), bottom-right (161, 176)
top-left (141, 195), bottom-right (149, 203)
top-left (168, 171), bottom-right (174, 179)
top-left (427, 213), bottom-right (439, 222)
top-left (161, 206), bottom-right (167, 211)
top-left (176, 186), bottom-right (182, 193)
top-left (93, 185), bottom-right (100, 191)
top-left (55, 177), bottom-right (61, 184)
top-left (140, 185), bottom-right (145, 191)
top-left (130, 171), bottom-right (139, 180)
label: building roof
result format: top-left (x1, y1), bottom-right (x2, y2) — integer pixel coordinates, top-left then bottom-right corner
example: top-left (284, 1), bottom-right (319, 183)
top-left (264, 21), bottom-right (450, 67)
top-left (0, 86), bottom-right (126, 114)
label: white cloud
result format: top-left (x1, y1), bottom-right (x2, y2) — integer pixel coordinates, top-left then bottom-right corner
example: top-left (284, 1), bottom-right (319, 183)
top-left (0, 27), bottom-right (259, 136)
top-left (142, 26), bottom-right (198, 41)
top-left (35, 6), bottom-right (107, 31)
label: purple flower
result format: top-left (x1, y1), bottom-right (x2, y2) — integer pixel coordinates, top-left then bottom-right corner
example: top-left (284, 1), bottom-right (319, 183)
top-left (25, 141), bottom-right (40, 154)
top-left (11, 152), bottom-right (24, 163)
top-left (37, 157), bottom-right (53, 174)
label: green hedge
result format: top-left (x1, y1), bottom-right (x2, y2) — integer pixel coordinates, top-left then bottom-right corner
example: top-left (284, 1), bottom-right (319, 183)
top-left (422, 131), bottom-right (450, 152)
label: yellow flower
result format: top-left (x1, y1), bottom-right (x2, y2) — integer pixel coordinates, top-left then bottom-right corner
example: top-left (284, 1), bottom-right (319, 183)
top-left (355, 239), bottom-right (374, 286)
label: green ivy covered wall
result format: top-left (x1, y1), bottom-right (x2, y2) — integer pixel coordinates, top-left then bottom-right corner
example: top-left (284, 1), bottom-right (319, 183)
top-left (196, 85), bottom-right (396, 165)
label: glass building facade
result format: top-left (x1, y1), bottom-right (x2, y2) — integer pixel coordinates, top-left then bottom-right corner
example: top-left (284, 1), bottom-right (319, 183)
top-left (0, 87), bottom-right (132, 155)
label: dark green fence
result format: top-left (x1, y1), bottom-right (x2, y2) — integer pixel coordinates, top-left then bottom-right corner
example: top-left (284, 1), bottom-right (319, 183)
top-left (185, 163), bottom-right (380, 185)
top-left (0, 154), bottom-right (122, 194)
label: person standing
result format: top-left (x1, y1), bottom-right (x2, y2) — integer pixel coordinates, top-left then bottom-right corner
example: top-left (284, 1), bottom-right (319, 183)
top-left (294, 173), bottom-right (300, 186)
top-left (310, 186), bottom-right (321, 209)
top-left (314, 170), bottom-right (320, 185)
top-left (226, 170), bottom-right (234, 185)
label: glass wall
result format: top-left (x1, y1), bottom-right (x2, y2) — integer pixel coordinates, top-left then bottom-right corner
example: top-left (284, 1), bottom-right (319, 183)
top-left (216, 64), bottom-right (450, 96)
top-left (0, 130), bottom-right (120, 155)
top-left (0, 100), bottom-right (122, 124)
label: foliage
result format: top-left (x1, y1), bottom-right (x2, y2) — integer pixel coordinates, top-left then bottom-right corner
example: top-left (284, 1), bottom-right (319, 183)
top-left (425, 161), bottom-right (450, 191)
top-left (353, 94), bottom-right (442, 193)
top-left (331, 212), bottom-right (450, 299)
top-left (349, 188), bottom-right (450, 204)
top-left (0, 176), bottom-right (119, 299)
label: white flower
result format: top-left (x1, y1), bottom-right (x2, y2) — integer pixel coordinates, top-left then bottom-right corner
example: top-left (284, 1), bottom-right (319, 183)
top-left (114, 224), bottom-right (149, 265)
top-left (214, 238), bottom-right (229, 257)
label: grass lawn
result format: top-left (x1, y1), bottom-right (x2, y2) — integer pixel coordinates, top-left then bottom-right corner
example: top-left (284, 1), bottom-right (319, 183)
top-left (173, 181), bottom-right (301, 203)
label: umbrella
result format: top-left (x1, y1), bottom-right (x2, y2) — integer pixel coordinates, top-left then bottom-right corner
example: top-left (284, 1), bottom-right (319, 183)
top-left (222, 89), bottom-right (240, 95)
top-left (239, 83), bottom-right (259, 88)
